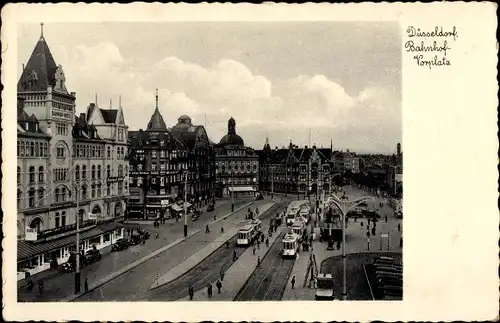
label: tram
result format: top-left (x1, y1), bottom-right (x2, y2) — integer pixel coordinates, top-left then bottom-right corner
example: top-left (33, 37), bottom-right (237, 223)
top-left (281, 232), bottom-right (300, 258)
top-left (286, 208), bottom-right (299, 225)
top-left (236, 219), bottom-right (262, 246)
top-left (291, 219), bottom-right (306, 241)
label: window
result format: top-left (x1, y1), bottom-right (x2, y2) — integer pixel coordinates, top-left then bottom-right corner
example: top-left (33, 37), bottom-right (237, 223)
top-left (92, 165), bottom-right (96, 179)
top-left (151, 163), bottom-right (157, 171)
top-left (160, 150), bottom-right (165, 158)
top-left (118, 181), bottom-right (123, 195)
top-left (118, 129), bottom-right (124, 141)
top-left (152, 150), bottom-right (157, 158)
top-left (55, 212), bottom-right (60, 228)
top-left (160, 163), bottom-right (166, 171)
top-left (35, 142), bottom-right (40, 157)
top-left (17, 167), bottom-right (21, 183)
top-left (56, 146), bottom-right (65, 158)
top-left (107, 165), bottom-right (111, 178)
top-left (107, 183), bottom-right (111, 196)
top-left (61, 211), bottom-right (66, 227)
top-left (61, 187), bottom-right (67, 201)
top-left (29, 166), bottom-right (35, 183)
top-left (30, 142), bottom-right (35, 156)
top-left (17, 190), bottom-right (22, 209)
top-left (107, 147), bottom-right (111, 158)
top-left (97, 165), bottom-right (102, 178)
top-left (43, 143), bottom-right (48, 157)
top-left (137, 164), bottom-right (143, 171)
top-left (38, 188), bottom-right (44, 206)
top-left (17, 141), bottom-right (20, 156)
top-left (97, 184), bottom-right (102, 197)
top-left (118, 165), bottom-right (123, 177)
top-left (38, 166), bottom-right (44, 182)
top-left (91, 184), bottom-right (96, 198)
top-left (75, 165), bottom-right (80, 180)
top-left (82, 165), bottom-right (87, 179)
top-left (81, 185), bottom-right (87, 199)
top-left (55, 188), bottom-right (60, 202)
top-left (28, 188), bottom-right (35, 207)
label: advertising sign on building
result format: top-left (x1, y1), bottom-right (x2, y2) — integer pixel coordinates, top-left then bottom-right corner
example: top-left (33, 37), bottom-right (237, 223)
top-left (88, 213), bottom-right (97, 220)
top-left (25, 227), bottom-right (38, 241)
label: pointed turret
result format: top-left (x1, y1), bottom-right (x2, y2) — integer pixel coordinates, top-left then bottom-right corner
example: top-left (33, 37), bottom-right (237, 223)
top-left (146, 88), bottom-right (167, 131)
top-left (18, 22), bottom-right (59, 92)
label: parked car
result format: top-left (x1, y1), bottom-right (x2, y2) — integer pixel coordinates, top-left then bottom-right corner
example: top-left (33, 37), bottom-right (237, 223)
top-left (256, 194), bottom-right (264, 201)
top-left (61, 262), bottom-right (74, 272)
top-left (207, 203), bottom-right (215, 212)
top-left (112, 238), bottom-right (129, 252)
top-left (137, 229), bottom-right (150, 240)
top-left (129, 234), bottom-right (143, 245)
top-left (85, 249), bottom-right (102, 264)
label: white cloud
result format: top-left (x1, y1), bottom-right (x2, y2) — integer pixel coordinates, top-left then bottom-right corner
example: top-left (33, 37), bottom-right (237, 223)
top-left (54, 41), bottom-right (400, 152)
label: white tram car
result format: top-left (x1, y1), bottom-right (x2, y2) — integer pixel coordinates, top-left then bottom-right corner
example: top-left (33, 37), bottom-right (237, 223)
top-left (286, 208), bottom-right (299, 225)
top-left (282, 233), bottom-right (300, 258)
top-left (291, 219), bottom-right (306, 241)
top-left (236, 219), bottom-right (262, 246)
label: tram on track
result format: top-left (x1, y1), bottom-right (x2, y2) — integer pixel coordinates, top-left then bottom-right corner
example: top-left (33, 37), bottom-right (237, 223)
top-left (236, 219), bottom-right (262, 246)
top-left (281, 232), bottom-right (300, 258)
top-left (291, 219), bottom-right (306, 241)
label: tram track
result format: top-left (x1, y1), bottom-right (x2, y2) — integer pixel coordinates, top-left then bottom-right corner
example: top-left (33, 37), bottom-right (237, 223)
top-left (145, 202), bottom-right (285, 301)
top-left (233, 231), bottom-right (295, 301)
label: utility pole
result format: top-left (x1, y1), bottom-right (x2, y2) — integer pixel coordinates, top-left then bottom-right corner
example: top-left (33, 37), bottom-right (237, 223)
top-left (271, 166), bottom-right (274, 201)
top-left (74, 182), bottom-right (81, 294)
top-left (231, 170), bottom-right (235, 212)
top-left (184, 169), bottom-right (188, 237)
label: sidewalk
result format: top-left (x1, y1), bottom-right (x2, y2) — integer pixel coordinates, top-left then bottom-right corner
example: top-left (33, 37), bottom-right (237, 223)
top-left (177, 210), bottom-right (285, 301)
top-left (151, 202), bottom-right (276, 289)
top-left (17, 199), bottom-right (251, 302)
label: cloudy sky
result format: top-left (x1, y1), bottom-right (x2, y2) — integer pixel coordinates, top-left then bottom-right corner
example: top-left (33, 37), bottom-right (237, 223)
top-left (18, 22), bottom-right (401, 153)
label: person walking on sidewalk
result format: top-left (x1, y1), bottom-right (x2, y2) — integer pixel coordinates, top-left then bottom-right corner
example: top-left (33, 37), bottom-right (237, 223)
top-left (207, 284), bottom-right (213, 298)
top-left (233, 250), bottom-right (237, 261)
top-left (253, 246), bottom-right (256, 255)
top-left (188, 285), bottom-right (194, 300)
top-left (84, 277), bottom-right (89, 292)
top-left (291, 276), bottom-right (296, 289)
top-left (265, 237), bottom-right (269, 247)
top-left (257, 239), bottom-right (260, 250)
top-left (220, 267), bottom-right (225, 281)
top-left (37, 279), bottom-right (44, 296)
top-left (205, 224), bottom-right (210, 233)
top-left (257, 256), bottom-right (261, 268)
top-left (221, 226), bottom-right (224, 233)
top-left (216, 280), bottom-right (222, 294)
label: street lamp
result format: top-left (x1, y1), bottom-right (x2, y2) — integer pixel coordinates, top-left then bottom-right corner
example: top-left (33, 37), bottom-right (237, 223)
top-left (326, 193), bottom-right (374, 300)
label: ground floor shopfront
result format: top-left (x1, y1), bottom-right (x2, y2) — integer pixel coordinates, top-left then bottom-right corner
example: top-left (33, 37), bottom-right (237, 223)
top-left (17, 221), bottom-right (124, 281)
top-left (225, 186), bottom-right (258, 197)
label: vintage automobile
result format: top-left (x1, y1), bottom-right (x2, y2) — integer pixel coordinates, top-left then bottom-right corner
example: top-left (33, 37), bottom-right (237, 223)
top-left (111, 238), bottom-right (130, 252)
top-left (85, 249), bottom-right (102, 264)
top-left (256, 193), bottom-right (264, 201)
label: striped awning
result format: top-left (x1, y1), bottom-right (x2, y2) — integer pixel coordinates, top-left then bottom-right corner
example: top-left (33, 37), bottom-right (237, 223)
top-left (17, 222), bottom-right (123, 262)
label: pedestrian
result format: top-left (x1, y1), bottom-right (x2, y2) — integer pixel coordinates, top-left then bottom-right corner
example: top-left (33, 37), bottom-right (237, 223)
top-left (257, 240), bottom-right (260, 250)
top-left (226, 240), bottom-right (230, 249)
top-left (220, 267), bottom-right (225, 281)
top-left (336, 241), bottom-right (341, 250)
top-left (84, 277), bottom-right (89, 292)
top-left (221, 226), bottom-right (224, 233)
top-left (233, 250), bottom-right (237, 261)
top-left (37, 280), bottom-right (44, 295)
top-left (253, 246), bottom-right (256, 255)
top-left (265, 237), bottom-right (269, 247)
top-left (27, 279), bottom-right (34, 291)
top-left (205, 224), bottom-right (210, 233)
top-left (216, 280), bottom-right (222, 294)
top-left (188, 285), bottom-right (194, 300)
top-left (291, 276), bottom-right (296, 289)
top-left (257, 256), bottom-right (261, 267)
top-left (385, 215), bottom-right (388, 223)
top-left (207, 284), bottom-right (212, 298)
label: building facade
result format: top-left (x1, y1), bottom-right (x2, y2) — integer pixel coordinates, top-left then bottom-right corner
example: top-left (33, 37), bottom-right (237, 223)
top-left (16, 26), bottom-right (125, 280)
top-left (332, 150), bottom-right (360, 174)
top-left (127, 91), bottom-right (215, 220)
top-left (214, 117), bottom-right (259, 197)
top-left (258, 140), bottom-right (337, 197)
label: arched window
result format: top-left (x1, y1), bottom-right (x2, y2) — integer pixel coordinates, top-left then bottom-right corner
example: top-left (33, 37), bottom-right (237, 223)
top-left (97, 183), bottom-right (102, 197)
top-left (81, 184), bottom-right (87, 199)
top-left (28, 188), bottom-right (35, 207)
top-left (125, 165), bottom-right (128, 176)
top-left (30, 142), bottom-right (35, 156)
top-left (61, 211), bottom-right (67, 227)
top-left (107, 146), bottom-right (111, 158)
top-left (82, 165), bottom-right (87, 179)
top-left (91, 165), bottom-right (96, 179)
top-left (29, 166), bottom-right (35, 183)
top-left (29, 217), bottom-right (42, 232)
top-left (35, 142), bottom-right (40, 157)
top-left (107, 165), bottom-right (111, 178)
top-left (75, 165), bottom-right (80, 180)
top-left (61, 187), bottom-right (67, 201)
top-left (20, 141), bottom-right (25, 156)
top-left (38, 187), bottom-right (45, 206)
top-left (97, 165), bottom-right (102, 179)
top-left (91, 184), bottom-right (96, 198)
top-left (55, 188), bottom-right (60, 202)
top-left (17, 190), bottom-right (22, 209)
top-left (107, 183), bottom-right (111, 196)
top-left (55, 212), bottom-right (61, 228)
top-left (17, 167), bottom-right (21, 183)
top-left (38, 166), bottom-right (44, 182)
top-left (118, 165), bottom-right (123, 177)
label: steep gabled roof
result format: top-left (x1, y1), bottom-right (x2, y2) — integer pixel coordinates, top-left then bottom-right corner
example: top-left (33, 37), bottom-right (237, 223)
top-left (18, 34), bottom-right (58, 92)
top-left (146, 107), bottom-right (168, 131)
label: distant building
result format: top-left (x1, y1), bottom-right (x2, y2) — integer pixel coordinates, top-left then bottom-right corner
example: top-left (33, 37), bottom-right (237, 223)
top-left (214, 117), bottom-right (259, 197)
top-left (127, 92), bottom-right (215, 220)
top-left (332, 150), bottom-right (360, 174)
top-left (258, 140), bottom-right (335, 197)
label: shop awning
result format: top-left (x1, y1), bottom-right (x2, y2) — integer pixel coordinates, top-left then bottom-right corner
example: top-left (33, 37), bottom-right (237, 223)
top-left (228, 186), bottom-right (256, 192)
top-left (17, 222), bottom-right (123, 262)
